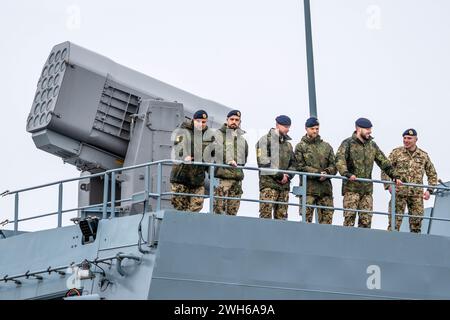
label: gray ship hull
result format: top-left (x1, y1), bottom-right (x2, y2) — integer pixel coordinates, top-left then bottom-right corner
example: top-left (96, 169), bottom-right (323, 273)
top-left (1, 210), bottom-right (450, 300)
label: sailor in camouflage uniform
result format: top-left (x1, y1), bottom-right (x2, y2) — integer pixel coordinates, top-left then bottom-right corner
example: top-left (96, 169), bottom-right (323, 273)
top-left (295, 117), bottom-right (336, 224)
top-left (336, 118), bottom-right (402, 228)
top-left (170, 110), bottom-right (213, 212)
top-left (213, 110), bottom-right (248, 216)
top-left (381, 129), bottom-right (438, 233)
top-left (256, 115), bottom-right (296, 220)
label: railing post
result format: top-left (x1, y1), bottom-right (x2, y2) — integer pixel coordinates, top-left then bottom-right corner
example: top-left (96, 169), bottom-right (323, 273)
top-left (143, 167), bottom-right (149, 213)
top-left (301, 174), bottom-right (307, 223)
top-left (147, 165), bottom-right (152, 198)
top-left (209, 165), bottom-right (215, 214)
top-left (390, 184), bottom-right (396, 231)
top-left (57, 183), bottom-right (63, 228)
top-left (156, 163), bottom-right (162, 211)
top-left (102, 173), bottom-right (109, 219)
top-left (14, 193), bottom-right (19, 234)
top-left (111, 172), bottom-right (116, 218)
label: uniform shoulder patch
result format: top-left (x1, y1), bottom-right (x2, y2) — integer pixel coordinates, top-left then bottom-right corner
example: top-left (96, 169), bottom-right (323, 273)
top-left (175, 135), bottom-right (183, 143)
top-left (257, 148), bottom-right (262, 157)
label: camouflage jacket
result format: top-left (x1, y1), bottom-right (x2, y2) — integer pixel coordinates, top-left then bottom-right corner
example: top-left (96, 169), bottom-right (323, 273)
top-left (214, 124), bottom-right (249, 181)
top-left (294, 135), bottom-right (336, 197)
top-left (256, 128), bottom-right (296, 191)
top-left (381, 146), bottom-right (438, 196)
top-left (336, 132), bottom-right (398, 195)
top-left (170, 120), bottom-right (213, 187)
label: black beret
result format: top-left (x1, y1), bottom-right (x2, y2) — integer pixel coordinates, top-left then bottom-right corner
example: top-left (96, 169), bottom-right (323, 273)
top-left (227, 110), bottom-right (241, 118)
top-left (355, 117), bottom-right (372, 128)
top-left (275, 115), bottom-right (291, 126)
top-left (193, 109), bottom-right (208, 120)
top-left (305, 117), bottom-right (319, 128)
top-left (403, 128), bottom-right (417, 137)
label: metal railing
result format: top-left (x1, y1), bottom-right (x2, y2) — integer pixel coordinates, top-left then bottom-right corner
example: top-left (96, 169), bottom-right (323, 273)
top-left (2, 159), bottom-right (450, 234)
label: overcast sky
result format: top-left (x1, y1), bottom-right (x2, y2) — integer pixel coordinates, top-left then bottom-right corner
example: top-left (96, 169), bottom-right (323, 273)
top-left (1, 0), bottom-right (449, 231)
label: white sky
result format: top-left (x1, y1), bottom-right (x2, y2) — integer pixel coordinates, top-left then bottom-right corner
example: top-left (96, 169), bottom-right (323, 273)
top-left (0, 0), bottom-right (449, 231)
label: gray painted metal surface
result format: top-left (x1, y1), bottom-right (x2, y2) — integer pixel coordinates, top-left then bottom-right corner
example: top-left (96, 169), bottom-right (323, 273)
top-left (119, 100), bottom-right (183, 213)
top-left (3, 209), bottom-right (450, 300)
top-left (0, 214), bottom-right (155, 300)
top-left (0, 224), bottom-right (98, 299)
top-left (150, 211), bottom-right (450, 299)
top-left (27, 41), bottom-right (230, 173)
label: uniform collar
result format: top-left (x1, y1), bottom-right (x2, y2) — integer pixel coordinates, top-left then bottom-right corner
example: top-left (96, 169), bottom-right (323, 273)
top-left (402, 146), bottom-right (418, 155)
top-left (352, 131), bottom-right (372, 144)
top-left (302, 134), bottom-right (322, 144)
top-left (220, 123), bottom-right (246, 135)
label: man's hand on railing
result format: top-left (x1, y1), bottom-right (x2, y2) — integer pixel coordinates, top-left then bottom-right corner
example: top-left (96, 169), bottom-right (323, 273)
top-left (388, 179), bottom-right (403, 194)
top-left (228, 160), bottom-right (238, 167)
top-left (319, 171), bottom-right (327, 182)
top-left (349, 175), bottom-right (357, 181)
top-left (423, 190), bottom-right (431, 200)
top-left (184, 156), bottom-right (193, 162)
top-left (280, 174), bottom-right (289, 185)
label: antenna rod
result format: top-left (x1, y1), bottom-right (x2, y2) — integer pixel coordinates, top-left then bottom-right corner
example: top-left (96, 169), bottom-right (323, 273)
top-left (304, 0), bottom-right (318, 118)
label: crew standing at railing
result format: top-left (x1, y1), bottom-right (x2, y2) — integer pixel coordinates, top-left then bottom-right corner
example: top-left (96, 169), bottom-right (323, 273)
top-left (336, 118), bottom-right (402, 228)
top-left (381, 129), bottom-right (438, 233)
top-left (294, 117), bottom-right (336, 224)
top-left (170, 110), bottom-right (213, 212)
top-left (256, 115), bottom-right (296, 220)
top-left (213, 110), bottom-right (248, 216)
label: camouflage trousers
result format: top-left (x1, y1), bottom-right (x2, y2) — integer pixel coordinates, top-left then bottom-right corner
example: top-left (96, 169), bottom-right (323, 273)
top-left (213, 179), bottom-right (243, 216)
top-left (259, 188), bottom-right (289, 220)
top-left (300, 195), bottom-right (334, 224)
top-left (343, 192), bottom-right (373, 228)
top-left (387, 195), bottom-right (424, 233)
top-left (171, 183), bottom-right (205, 212)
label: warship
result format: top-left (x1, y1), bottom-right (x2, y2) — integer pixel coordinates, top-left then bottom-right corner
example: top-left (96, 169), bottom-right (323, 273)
top-left (1, 1), bottom-right (450, 300)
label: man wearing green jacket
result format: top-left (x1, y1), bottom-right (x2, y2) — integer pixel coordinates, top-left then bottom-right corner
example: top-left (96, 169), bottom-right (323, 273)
top-left (213, 110), bottom-right (248, 216)
top-left (295, 117), bottom-right (336, 224)
top-left (170, 109), bottom-right (213, 212)
top-left (381, 129), bottom-right (438, 233)
top-left (336, 118), bottom-right (402, 228)
top-left (256, 115), bottom-right (296, 220)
